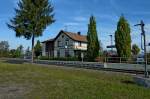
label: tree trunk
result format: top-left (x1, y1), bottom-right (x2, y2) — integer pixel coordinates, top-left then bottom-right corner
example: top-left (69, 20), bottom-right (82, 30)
top-left (31, 34), bottom-right (35, 63)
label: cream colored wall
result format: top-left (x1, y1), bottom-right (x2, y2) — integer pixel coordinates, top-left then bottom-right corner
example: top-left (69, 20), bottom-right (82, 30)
top-left (74, 42), bottom-right (87, 51)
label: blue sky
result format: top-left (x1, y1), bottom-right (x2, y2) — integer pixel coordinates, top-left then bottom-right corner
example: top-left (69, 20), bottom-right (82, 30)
top-left (0, 0), bottom-right (150, 50)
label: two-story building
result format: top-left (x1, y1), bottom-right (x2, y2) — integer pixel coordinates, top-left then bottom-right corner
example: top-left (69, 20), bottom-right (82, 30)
top-left (42, 30), bottom-right (87, 58)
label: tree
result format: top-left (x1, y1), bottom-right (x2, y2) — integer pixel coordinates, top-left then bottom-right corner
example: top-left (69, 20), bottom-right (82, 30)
top-left (25, 47), bottom-right (31, 56)
top-left (34, 40), bottom-right (42, 58)
top-left (7, 0), bottom-right (55, 62)
top-left (0, 41), bottom-right (9, 51)
top-left (132, 44), bottom-right (140, 56)
top-left (18, 45), bottom-right (24, 53)
top-left (87, 16), bottom-right (100, 61)
top-left (9, 45), bottom-right (24, 58)
top-left (9, 49), bottom-right (17, 58)
top-left (16, 45), bottom-right (24, 57)
top-left (0, 41), bottom-right (9, 57)
top-left (99, 40), bottom-right (103, 56)
top-left (115, 15), bottom-right (131, 58)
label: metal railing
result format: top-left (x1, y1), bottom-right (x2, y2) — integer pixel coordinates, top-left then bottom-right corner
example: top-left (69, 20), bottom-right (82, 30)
top-left (98, 57), bottom-right (150, 64)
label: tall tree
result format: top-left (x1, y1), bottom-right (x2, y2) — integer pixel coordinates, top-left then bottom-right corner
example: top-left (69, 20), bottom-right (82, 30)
top-left (132, 44), bottom-right (140, 56)
top-left (87, 16), bottom-right (100, 61)
top-left (16, 45), bottom-right (24, 57)
top-left (115, 15), bottom-right (131, 58)
top-left (0, 41), bottom-right (9, 51)
top-left (34, 40), bottom-right (42, 58)
top-left (0, 41), bottom-right (9, 57)
top-left (7, 0), bottom-right (55, 62)
top-left (25, 47), bottom-right (31, 57)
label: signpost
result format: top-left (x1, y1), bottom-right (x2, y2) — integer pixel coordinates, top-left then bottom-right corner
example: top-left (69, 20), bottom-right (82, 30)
top-left (81, 52), bottom-right (84, 62)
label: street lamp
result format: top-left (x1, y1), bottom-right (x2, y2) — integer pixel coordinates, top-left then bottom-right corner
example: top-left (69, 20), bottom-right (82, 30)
top-left (109, 35), bottom-right (113, 51)
top-left (134, 20), bottom-right (149, 78)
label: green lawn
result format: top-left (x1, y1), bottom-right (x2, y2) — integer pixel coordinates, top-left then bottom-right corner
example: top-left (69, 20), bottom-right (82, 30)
top-left (0, 61), bottom-right (150, 99)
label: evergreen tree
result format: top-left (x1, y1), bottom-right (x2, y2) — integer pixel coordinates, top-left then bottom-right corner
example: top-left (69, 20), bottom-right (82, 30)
top-left (87, 16), bottom-right (100, 61)
top-left (132, 44), bottom-right (140, 56)
top-left (115, 15), bottom-right (131, 58)
top-left (34, 40), bottom-right (42, 58)
top-left (7, 0), bottom-right (55, 62)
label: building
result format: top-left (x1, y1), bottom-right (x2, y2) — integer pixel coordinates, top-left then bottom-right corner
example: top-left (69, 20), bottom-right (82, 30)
top-left (42, 30), bottom-right (87, 58)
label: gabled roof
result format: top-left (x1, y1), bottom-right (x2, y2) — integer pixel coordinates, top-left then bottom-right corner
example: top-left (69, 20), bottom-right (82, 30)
top-left (42, 38), bottom-right (54, 43)
top-left (62, 31), bottom-right (87, 42)
top-left (42, 30), bottom-right (87, 43)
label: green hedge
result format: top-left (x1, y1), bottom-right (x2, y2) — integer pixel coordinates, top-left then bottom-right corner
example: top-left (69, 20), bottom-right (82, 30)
top-left (39, 56), bottom-right (79, 61)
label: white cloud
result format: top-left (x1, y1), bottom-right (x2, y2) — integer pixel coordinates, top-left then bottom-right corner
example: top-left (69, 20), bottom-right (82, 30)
top-left (74, 16), bottom-right (87, 22)
top-left (63, 22), bottom-right (80, 26)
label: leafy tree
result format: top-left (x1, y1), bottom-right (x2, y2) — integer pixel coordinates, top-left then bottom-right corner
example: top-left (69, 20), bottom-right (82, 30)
top-left (132, 44), bottom-right (140, 56)
top-left (24, 47), bottom-right (32, 59)
top-left (115, 15), bottom-right (131, 58)
top-left (0, 41), bottom-right (9, 51)
top-left (34, 40), bottom-right (42, 58)
top-left (9, 45), bottom-right (24, 58)
top-left (87, 16), bottom-right (100, 61)
top-left (16, 45), bottom-right (24, 57)
top-left (0, 41), bottom-right (9, 57)
top-left (9, 49), bottom-right (17, 58)
top-left (7, 0), bottom-right (55, 62)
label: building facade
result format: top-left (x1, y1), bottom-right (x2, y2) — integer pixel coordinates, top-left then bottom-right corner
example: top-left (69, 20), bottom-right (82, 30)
top-left (42, 30), bottom-right (87, 58)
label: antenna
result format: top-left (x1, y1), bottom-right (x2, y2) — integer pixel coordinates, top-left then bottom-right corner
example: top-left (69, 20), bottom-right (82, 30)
top-left (64, 25), bottom-right (72, 31)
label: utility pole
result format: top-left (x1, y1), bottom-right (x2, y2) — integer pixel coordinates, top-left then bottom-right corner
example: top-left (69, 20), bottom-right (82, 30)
top-left (109, 35), bottom-right (113, 51)
top-left (135, 20), bottom-right (149, 78)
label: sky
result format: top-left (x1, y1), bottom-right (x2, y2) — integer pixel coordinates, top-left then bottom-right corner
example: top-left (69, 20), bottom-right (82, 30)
top-left (0, 0), bottom-right (150, 50)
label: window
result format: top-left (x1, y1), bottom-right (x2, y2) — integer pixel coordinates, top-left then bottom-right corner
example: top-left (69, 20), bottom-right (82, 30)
top-left (57, 41), bottom-right (61, 47)
top-left (57, 50), bottom-right (60, 57)
top-left (65, 39), bottom-right (69, 46)
top-left (62, 35), bottom-right (64, 38)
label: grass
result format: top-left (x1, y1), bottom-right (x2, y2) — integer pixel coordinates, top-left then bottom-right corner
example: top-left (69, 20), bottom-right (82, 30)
top-left (0, 61), bottom-right (150, 99)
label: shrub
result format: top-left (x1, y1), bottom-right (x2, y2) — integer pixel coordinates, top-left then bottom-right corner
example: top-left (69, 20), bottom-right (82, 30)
top-left (39, 56), bottom-right (79, 61)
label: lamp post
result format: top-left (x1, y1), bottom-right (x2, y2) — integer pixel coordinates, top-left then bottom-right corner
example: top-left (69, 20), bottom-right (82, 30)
top-left (134, 20), bottom-right (149, 78)
top-left (109, 35), bottom-right (113, 51)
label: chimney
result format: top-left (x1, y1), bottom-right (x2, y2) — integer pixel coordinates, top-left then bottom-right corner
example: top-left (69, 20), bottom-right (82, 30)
top-left (77, 32), bottom-right (81, 35)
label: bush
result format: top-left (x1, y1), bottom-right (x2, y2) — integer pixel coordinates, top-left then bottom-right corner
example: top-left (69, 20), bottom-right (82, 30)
top-left (39, 56), bottom-right (49, 60)
top-left (39, 56), bottom-right (79, 61)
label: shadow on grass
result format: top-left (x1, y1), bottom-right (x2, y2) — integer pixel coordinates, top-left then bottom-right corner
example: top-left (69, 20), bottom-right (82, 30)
top-left (121, 80), bottom-right (135, 85)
